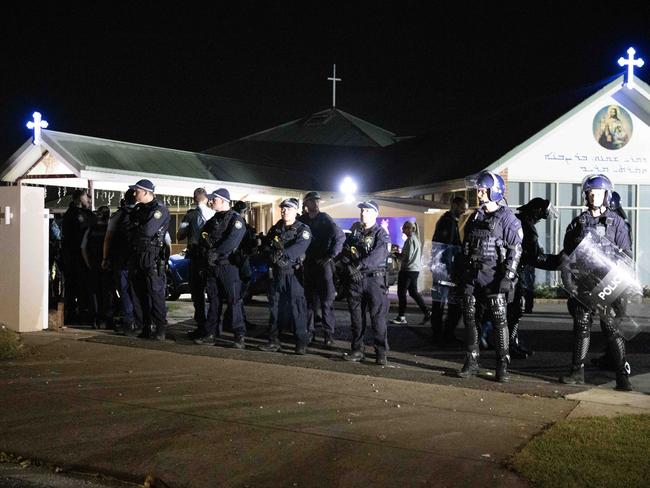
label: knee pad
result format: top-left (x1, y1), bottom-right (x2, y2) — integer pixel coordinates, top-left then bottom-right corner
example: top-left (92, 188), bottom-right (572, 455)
top-left (462, 295), bottom-right (477, 325)
top-left (487, 294), bottom-right (508, 328)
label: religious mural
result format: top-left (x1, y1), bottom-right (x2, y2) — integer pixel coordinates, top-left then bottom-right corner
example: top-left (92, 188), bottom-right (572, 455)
top-left (593, 104), bottom-right (633, 150)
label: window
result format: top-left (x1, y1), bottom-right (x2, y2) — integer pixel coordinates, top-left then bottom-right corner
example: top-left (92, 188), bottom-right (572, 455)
top-left (638, 211), bottom-right (650, 284)
top-left (615, 184), bottom-right (636, 208)
top-left (508, 181), bottom-right (529, 206)
top-left (639, 185), bottom-right (650, 207)
top-left (532, 182), bottom-right (556, 204)
top-left (559, 183), bottom-right (583, 206)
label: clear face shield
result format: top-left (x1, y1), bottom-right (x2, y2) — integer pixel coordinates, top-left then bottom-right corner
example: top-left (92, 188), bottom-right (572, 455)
top-left (545, 202), bottom-right (559, 220)
top-left (429, 242), bottom-right (462, 304)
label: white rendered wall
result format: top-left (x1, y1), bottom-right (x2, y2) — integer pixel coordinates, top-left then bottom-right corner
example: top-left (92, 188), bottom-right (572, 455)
top-left (0, 186), bottom-right (47, 332)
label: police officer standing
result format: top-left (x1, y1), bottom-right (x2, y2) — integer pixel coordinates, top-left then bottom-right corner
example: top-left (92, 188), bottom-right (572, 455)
top-left (559, 174), bottom-right (633, 391)
top-left (340, 200), bottom-right (391, 365)
top-left (193, 189), bottom-right (248, 348)
top-left (298, 191), bottom-right (345, 347)
top-left (259, 198), bottom-right (312, 354)
top-left (232, 200), bottom-right (259, 311)
top-left (103, 189), bottom-right (136, 333)
top-left (177, 188), bottom-right (215, 338)
top-left (457, 171), bottom-right (523, 382)
top-left (82, 206), bottom-right (113, 329)
top-left (127, 179), bottom-right (170, 340)
top-left (61, 188), bottom-right (95, 324)
top-left (430, 196), bottom-right (467, 345)
top-left (508, 197), bottom-right (560, 358)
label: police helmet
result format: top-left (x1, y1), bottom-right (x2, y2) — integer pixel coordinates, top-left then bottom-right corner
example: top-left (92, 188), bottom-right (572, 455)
top-left (474, 170), bottom-right (505, 202)
top-left (582, 174), bottom-right (613, 206)
top-left (609, 191), bottom-right (622, 211)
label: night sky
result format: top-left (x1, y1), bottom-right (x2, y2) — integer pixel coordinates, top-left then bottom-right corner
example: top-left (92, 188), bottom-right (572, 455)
top-left (3, 2), bottom-right (650, 163)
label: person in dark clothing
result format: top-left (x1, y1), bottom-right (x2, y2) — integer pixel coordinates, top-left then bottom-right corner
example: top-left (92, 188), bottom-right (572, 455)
top-left (507, 197), bottom-right (561, 358)
top-left (430, 196), bottom-right (467, 345)
top-left (559, 174), bottom-right (634, 391)
top-left (457, 171), bottom-right (523, 383)
top-left (340, 200), bottom-right (391, 365)
top-left (103, 189), bottom-right (136, 333)
top-left (177, 188), bottom-right (215, 338)
top-left (259, 198), bottom-right (312, 354)
top-left (127, 179), bottom-right (170, 340)
top-left (82, 206), bottom-right (113, 328)
top-left (232, 200), bottom-right (259, 323)
top-left (61, 188), bottom-right (95, 324)
top-left (297, 191), bottom-right (345, 347)
top-left (193, 189), bottom-right (247, 348)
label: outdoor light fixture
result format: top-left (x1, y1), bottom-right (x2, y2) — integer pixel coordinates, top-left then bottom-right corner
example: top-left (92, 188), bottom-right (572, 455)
top-left (618, 47), bottom-right (644, 90)
top-left (339, 176), bottom-right (357, 203)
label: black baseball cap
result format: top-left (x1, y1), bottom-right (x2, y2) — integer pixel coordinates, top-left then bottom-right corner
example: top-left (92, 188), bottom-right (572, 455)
top-left (304, 191), bottom-right (321, 201)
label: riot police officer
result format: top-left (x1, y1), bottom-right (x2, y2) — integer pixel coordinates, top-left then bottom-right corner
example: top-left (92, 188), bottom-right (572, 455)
top-left (193, 189), bottom-right (247, 348)
top-left (127, 179), bottom-right (170, 340)
top-left (177, 188), bottom-right (215, 338)
top-left (298, 191), bottom-right (345, 347)
top-left (458, 171), bottom-right (523, 382)
top-left (61, 188), bottom-right (95, 324)
top-left (508, 197), bottom-right (561, 358)
top-left (340, 200), bottom-right (391, 365)
top-left (259, 198), bottom-right (312, 354)
top-left (609, 191), bottom-right (632, 239)
top-left (559, 174), bottom-right (633, 391)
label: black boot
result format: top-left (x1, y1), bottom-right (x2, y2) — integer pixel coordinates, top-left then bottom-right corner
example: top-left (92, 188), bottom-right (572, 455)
top-left (496, 355), bottom-right (511, 383)
top-left (375, 350), bottom-right (388, 366)
top-left (559, 365), bottom-right (585, 385)
top-left (295, 343), bottom-right (307, 355)
top-left (193, 334), bottom-right (215, 345)
top-left (323, 333), bottom-right (334, 348)
top-left (342, 350), bottom-right (364, 362)
top-left (233, 335), bottom-right (246, 350)
top-left (458, 350), bottom-right (480, 378)
top-left (154, 325), bottom-right (166, 341)
top-left (258, 340), bottom-right (281, 352)
top-left (615, 370), bottom-right (633, 391)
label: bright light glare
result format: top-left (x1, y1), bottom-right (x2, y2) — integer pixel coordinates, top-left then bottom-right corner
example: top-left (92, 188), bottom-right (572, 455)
top-left (340, 176), bottom-right (357, 195)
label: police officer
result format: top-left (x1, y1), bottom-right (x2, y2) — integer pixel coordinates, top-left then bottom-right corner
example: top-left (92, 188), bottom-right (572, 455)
top-left (259, 198), bottom-right (312, 354)
top-left (340, 200), bottom-right (391, 365)
top-left (177, 188), bottom-right (215, 338)
top-left (103, 189), bottom-right (136, 333)
top-left (458, 171), bottom-right (523, 382)
top-left (430, 196), bottom-right (467, 346)
top-left (127, 179), bottom-right (170, 340)
top-left (609, 191), bottom-right (632, 239)
top-left (193, 189), bottom-right (247, 348)
top-left (232, 200), bottom-right (259, 312)
top-left (61, 188), bottom-right (95, 324)
top-left (559, 174), bottom-right (633, 391)
top-left (82, 206), bottom-right (113, 329)
top-left (507, 197), bottom-right (561, 358)
top-left (298, 191), bottom-right (345, 347)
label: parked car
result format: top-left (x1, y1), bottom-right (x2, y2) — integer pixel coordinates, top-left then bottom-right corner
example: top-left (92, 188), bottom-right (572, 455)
top-left (166, 250), bottom-right (270, 301)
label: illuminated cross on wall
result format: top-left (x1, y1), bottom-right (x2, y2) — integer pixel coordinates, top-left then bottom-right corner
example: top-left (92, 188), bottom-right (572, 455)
top-left (327, 64), bottom-right (342, 108)
top-left (26, 112), bottom-right (49, 145)
top-left (618, 47), bottom-right (644, 90)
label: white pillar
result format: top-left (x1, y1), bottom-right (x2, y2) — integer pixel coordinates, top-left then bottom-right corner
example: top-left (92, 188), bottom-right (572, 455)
top-left (0, 186), bottom-right (48, 332)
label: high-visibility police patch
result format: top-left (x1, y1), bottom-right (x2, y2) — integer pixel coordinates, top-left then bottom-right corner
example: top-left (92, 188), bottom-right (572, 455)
top-left (153, 210), bottom-right (163, 219)
top-left (302, 230), bottom-right (310, 240)
top-left (235, 220), bottom-right (243, 229)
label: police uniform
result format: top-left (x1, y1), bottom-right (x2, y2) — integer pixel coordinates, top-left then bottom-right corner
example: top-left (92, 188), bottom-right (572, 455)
top-left (458, 176), bottom-right (523, 382)
top-left (107, 201), bottom-right (136, 330)
top-left (259, 199), bottom-right (312, 353)
top-left (560, 207), bottom-right (633, 389)
top-left (195, 192), bottom-right (247, 347)
top-left (61, 199), bottom-right (95, 323)
top-left (298, 192), bottom-right (345, 345)
top-left (82, 210), bottom-right (113, 328)
top-left (178, 202), bottom-right (215, 334)
top-left (341, 201), bottom-right (391, 364)
top-left (127, 180), bottom-right (170, 339)
top-left (430, 210), bottom-right (463, 344)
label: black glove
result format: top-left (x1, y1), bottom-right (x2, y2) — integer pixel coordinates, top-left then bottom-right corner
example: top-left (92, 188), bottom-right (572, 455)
top-left (271, 248), bottom-right (284, 264)
top-left (498, 277), bottom-right (514, 295)
top-left (348, 265), bottom-right (363, 283)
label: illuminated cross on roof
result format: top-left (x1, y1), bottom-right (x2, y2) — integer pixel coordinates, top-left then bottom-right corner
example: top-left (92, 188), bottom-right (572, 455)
top-left (618, 47), bottom-right (644, 90)
top-left (327, 64), bottom-right (342, 108)
top-left (26, 112), bottom-right (49, 145)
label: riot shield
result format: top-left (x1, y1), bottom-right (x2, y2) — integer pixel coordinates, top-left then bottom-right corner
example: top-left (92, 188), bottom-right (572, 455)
top-left (430, 242), bottom-right (461, 304)
top-left (559, 230), bottom-right (647, 339)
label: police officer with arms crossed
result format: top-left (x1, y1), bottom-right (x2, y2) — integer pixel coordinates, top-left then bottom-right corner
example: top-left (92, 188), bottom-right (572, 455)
top-left (559, 174), bottom-right (633, 391)
top-left (177, 187), bottom-right (215, 339)
top-left (193, 189), bottom-right (248, 348)
top-left (127, 179), bottom-right (170, 340)
top-left (298, 191), bottom-right (345, 347)
top-left (259, 198), bottom-right (312, 354)
top-left (341, 200), bottom-right (391, 366)
top-left (458, 171), bottom-right (523, 382)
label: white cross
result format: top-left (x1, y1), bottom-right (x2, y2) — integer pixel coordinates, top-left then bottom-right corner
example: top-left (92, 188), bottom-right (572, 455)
top-left (26, 112), bottom-right (49, 145)
top-left (618, 47), bottom-right (644, 90)
top-left (327, 64), bottom-right (342, 108)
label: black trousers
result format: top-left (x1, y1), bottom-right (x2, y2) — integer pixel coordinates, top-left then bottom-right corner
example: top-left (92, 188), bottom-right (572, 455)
top-left (188, 258), bottom-right (207, 327)
top-left (347, 275), bottom-right (389, 354)
top-left (63, 250), bottom-right (89, 322)
top-left (205, 263), bottom-right (245, 338)
top-left (268, 269), bottom-right (309, 345)
top-left (431, 300), bottom-right (462, 340)
top-left (129, 264), bottom-right (167, 329)
top-left (397, 270), bottom-right (428, 316)
top-left (303, 260), bottom-right (337, 335)
top-left (88, 265), bottom-right (114, 324)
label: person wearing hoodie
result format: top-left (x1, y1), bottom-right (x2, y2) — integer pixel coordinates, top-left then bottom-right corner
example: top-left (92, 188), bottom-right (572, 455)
top-left (177, 187), bottom-right (216, 339)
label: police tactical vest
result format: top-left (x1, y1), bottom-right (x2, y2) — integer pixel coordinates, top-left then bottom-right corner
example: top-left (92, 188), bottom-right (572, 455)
top-left (202, 209), bottom-right (240, 265)
top-left (464, 211), bottom-right (506, 265)
top-left (268, 221), bottom-right (308, 267)
top-left (132, 201), bottom-right (166, 254)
